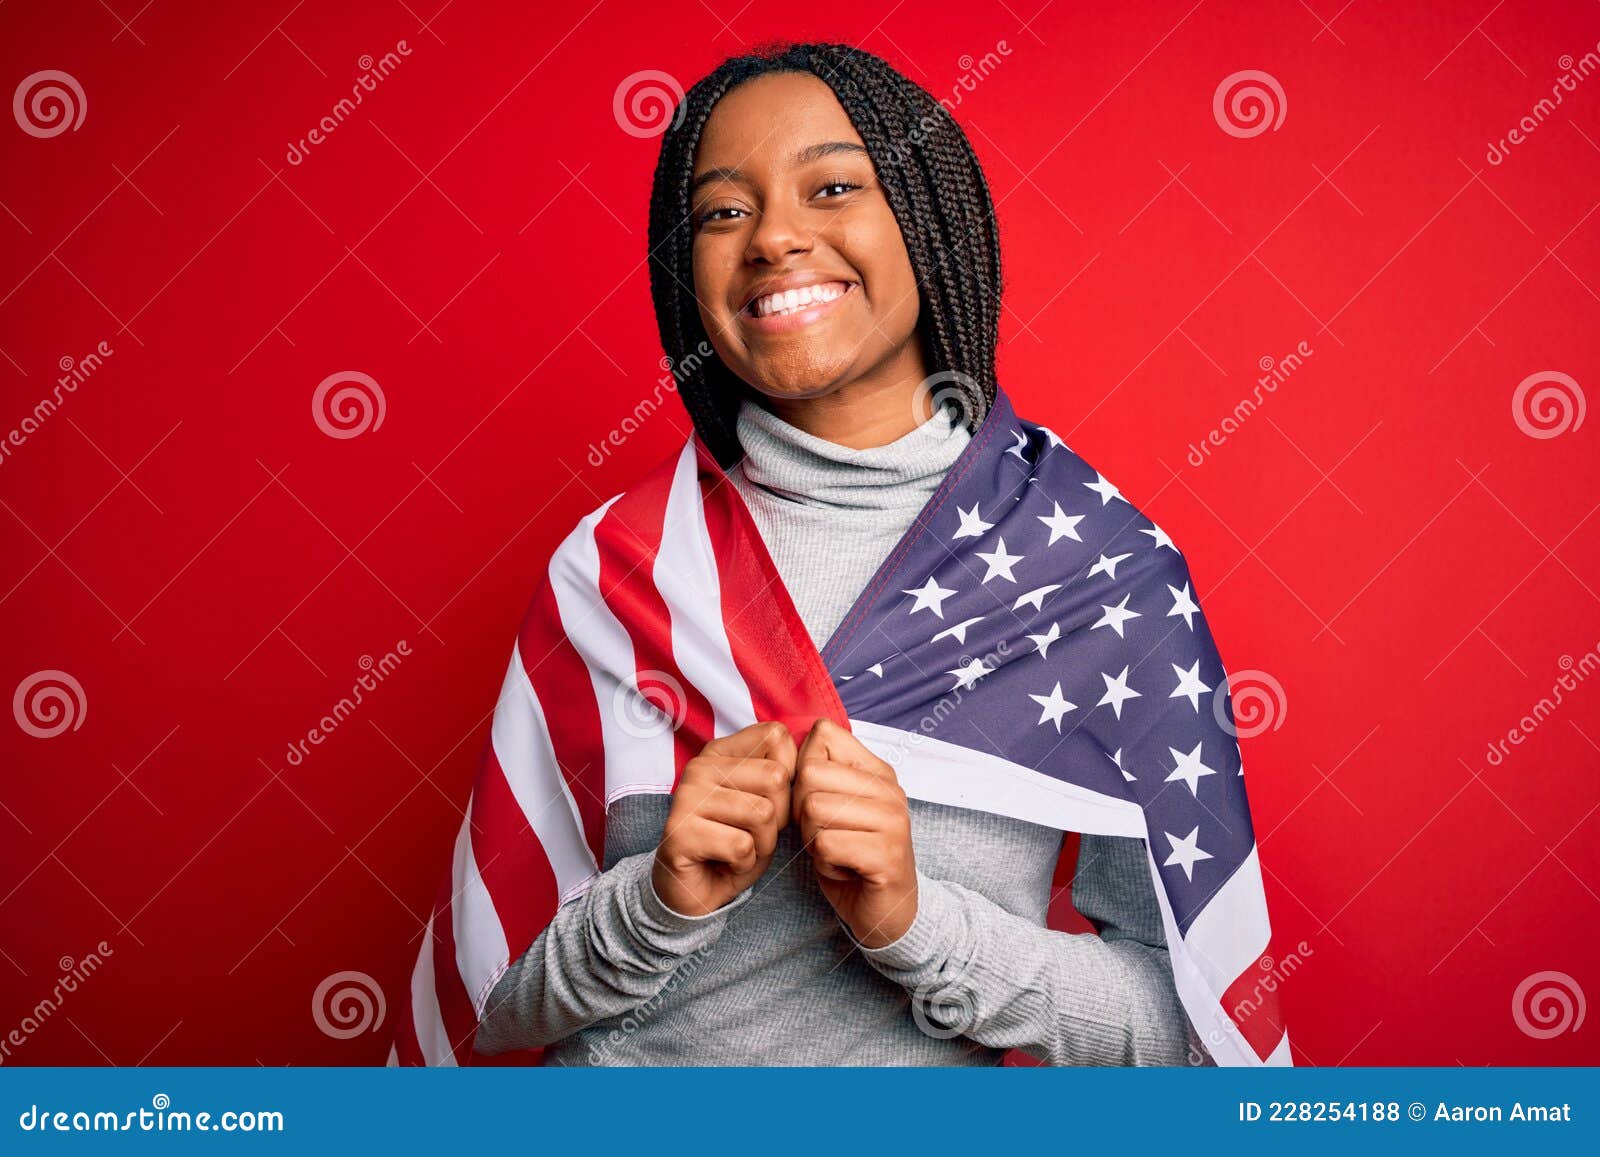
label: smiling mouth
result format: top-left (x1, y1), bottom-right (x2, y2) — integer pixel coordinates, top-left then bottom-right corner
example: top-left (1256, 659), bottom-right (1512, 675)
top-left (741, 280), bottom-right (857, 320)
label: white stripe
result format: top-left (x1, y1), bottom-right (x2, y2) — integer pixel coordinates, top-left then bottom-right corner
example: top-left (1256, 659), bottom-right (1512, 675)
top-left (657, 442), bottom-right (757, 738)
top-left (851, 718), bottom-right (1146, 837)
top-left (491, 643), bottom-right (599, 913)
top-left (449, 795), bottom-right (512, 1018)
top-left (385, 1043), bottom-right (398, 1067)
top-left (1184, 844), bottom-right (1274, 996)
top-left (409, 912), bottom-right (456, 1067)
top-left (547, 495), bottom-right (677, 801)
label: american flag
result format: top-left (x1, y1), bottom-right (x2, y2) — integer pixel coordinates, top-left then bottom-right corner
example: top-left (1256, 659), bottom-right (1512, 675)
top-left (390, 386), bottom-right (1290, 1067)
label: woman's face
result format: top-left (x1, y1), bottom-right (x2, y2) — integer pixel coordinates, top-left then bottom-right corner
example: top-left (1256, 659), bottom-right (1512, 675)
top-left (689, 71), bottom-right (926, 404)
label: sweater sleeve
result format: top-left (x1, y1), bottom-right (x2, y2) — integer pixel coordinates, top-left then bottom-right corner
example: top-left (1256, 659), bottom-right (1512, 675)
top-left (855, 832), bottom-right (1214, 1066)
top-left (473, 849), bottom-right (752, 1056)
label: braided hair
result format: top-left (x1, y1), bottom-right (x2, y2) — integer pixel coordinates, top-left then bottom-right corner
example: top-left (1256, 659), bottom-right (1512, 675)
top-left (646, 41), bottom-right (1004, 468)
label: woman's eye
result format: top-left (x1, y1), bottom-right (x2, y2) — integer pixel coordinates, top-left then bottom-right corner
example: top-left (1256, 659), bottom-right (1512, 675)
top-left (817, 181), bottom-right (862, 199)
top-left (696, 205), bottom-right (745, 226)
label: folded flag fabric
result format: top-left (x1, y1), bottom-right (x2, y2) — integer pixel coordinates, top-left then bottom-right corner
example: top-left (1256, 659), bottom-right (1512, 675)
top-left (390, 385), bottom-right (1290, 1067)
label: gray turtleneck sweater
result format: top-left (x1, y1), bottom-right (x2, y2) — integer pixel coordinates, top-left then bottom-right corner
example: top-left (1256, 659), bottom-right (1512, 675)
top-left (474, 397), bottom-right (1207, 1066)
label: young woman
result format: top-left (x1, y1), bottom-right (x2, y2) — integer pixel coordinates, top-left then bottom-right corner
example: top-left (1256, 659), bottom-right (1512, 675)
top-left (395, 43), bottom-right (1279, 1068)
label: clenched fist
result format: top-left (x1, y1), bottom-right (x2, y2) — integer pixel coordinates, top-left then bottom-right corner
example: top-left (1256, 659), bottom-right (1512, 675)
top-left (651, 721), bottom-right (796, 918)
top-left (792, 719), bottom-right (918, 948)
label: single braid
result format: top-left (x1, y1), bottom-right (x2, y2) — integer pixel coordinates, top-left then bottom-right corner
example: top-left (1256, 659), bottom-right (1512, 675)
top-left (646, 42), bottom-right (1003, 467)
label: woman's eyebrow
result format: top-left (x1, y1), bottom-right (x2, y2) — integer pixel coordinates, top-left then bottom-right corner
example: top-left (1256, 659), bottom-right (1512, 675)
top-left (689, 140), bottom-right (871, 196)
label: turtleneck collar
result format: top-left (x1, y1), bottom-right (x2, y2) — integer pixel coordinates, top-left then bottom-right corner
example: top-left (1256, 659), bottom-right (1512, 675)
top-left (733, 395), bottom-right (973, 512)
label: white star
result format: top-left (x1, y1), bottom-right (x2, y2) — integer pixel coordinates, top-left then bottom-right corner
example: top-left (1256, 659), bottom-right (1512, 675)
top-left (1026, 621), bottom-right (1061, 658)
top-left (1164, 741), bottom-right (1217, 797)
top-left (1139, 522), bottom-right (1177, 552)
top-left (1090, 593), bottom-right (1142, 638)
top-left (1029, 682), bottom-right (1077, 732)
top-left (1162, 826), bottom-right (1213, 881)
top-left (1038, 424), bottom-right (1065, 449)
top-left (932, 616), bottom-right (985, 644)
top-left (1083, 471), bottom-right (1125, 506)
top-left (1037, 502), bottom-right (1086, 545)
top-left (976, 537), bottom-right (1023, 583)
top-left (1013, 584), bottom-right (1061, 613)
top-left (1006, 429), bottom-right (1030, 460)
top-left (953, 503), bottom-right (994, 540)
top-left (1108, 747), bottom-right (1135, 782)
top-left (1096, 665), bottom-right (1142, 718)
top-left (866, 662), bottom-right (884, 677)
top-left (903, 576), bottom-right (957, 619)
top-left (1088, 551), bottom-right (1132, 581)
top-left (1170, 659), bottom-right (1211, 711)
top-left (947, 657), bottom-right (991, 691)
top-left (1167, 582), bottom-right (1199, 629)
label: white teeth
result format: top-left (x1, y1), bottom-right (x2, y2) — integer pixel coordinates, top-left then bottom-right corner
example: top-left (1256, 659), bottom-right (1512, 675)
top-left (750, 281), bottom-right (848, 318)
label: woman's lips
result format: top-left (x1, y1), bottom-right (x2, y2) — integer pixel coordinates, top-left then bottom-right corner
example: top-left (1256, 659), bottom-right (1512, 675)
top-left (738, 281), bottom-right (858, 335)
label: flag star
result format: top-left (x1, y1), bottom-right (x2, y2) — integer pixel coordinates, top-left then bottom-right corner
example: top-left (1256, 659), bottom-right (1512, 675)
top-left (1169, 659), bottom-right (1212, 711)
top-left (1013, 584), bottom-right (1061, 613)
top-left (1167, 582), bottom-right (1199, 629)
top-left (948, 656), bottom-right (991, 691)
top-left (1037, 502), bottom-right (1086, 545)
top-left (1108, 747), bottom-right (1135, 782)
top-left (902, 576), bottom-right (957, 619)
top-left (1005, 429), bottom-right (1030, 460)
top-left (932, 616), bottom-right (986, 644)
top-left (1028, 682), bottom-right (1077, 732)
top-left (1164, 741), bottom-right (1217, 796)
top-left (1083, 471), bottom-right (1125, 506)
top-left (1162, 826), bottom-right (1213, 881)
top-left (1026, 621), bottom-right (1061, 658)
top-left (1088, 551), bottom-right (1133, 581)
top-left (866, 662), bottom-right (884, 677)
top-left (976, 537), bottom-right (1023, 583)
top-left (953, 503), bottom-right (994, 540)
top-left (1096, 665), bottom-right (1142, 718)
top-left (1038, 424), bottom-right (1065, 449)
top-left (1139, 522), bottom-right (1178, 552)
top-left (1090, 593), bottom-right (1142, 638)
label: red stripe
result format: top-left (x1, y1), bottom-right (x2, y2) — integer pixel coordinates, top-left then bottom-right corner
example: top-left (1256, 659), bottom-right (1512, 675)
top-left (468, 739), bottom-right (559, 991)
top-left (519, 574), bottom-right (607, 872)
top-left (591, 452), bottom-right (717, 778)
top-left (429, 860), bottom-right (481, 1065)
top-left (695, 438), bottom-right (847, 736)
top-left (391, 990), bottom-right (424, 1066)
top-left (1221, 950), bottom-right (1289, 1061)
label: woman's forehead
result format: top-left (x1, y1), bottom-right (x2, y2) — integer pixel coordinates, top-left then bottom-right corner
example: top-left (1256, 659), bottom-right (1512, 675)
top-left (694, 72), bottom-right (863, 170)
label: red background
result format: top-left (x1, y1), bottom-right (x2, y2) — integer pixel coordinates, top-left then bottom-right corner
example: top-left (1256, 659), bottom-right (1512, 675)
top-left (2, 0), bottom-right (1598, 1066)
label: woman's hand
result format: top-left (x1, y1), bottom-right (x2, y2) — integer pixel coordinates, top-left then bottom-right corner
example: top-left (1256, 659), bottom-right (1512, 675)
top-left (651, 721), bottom-right (796, 917)
top-left (793, 719), bottom-right (918, 948)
